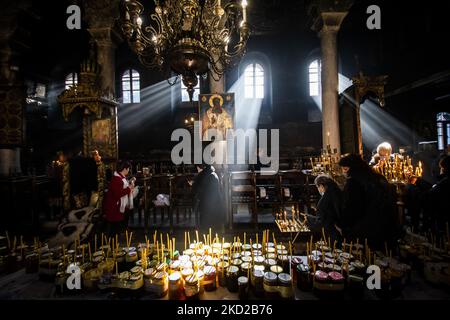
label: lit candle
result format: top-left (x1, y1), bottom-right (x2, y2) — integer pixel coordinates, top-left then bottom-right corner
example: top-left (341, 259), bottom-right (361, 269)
top-left (242, 0), bottom-right (248, 22)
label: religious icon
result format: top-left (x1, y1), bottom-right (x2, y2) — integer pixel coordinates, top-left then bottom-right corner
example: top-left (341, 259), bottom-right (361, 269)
top-left (91, 119), bottom-right (111, 145)
top-left (199, 93), bottom-right (234, 140)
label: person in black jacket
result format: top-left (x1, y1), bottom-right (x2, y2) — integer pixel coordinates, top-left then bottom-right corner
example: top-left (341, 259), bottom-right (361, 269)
top-left (306, 175), bottom-right (343, 245)
top-left (339, 154), bottom-right (399, 250)
top-left (190, 164), bottom-right (226, 232)
top-left (425, 155), bottom-right (450, 234)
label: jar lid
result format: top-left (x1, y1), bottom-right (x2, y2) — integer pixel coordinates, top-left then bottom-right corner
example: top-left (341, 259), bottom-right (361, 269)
top-left (180, 261), bottom-right (193, 269)
top-left (131, 266), bottom-right (142, 274)
top-left (222, 243), bottom-right (231, 249)
top-left (238, 276), bottom-right (249, 285)
top-left (291, 257), bottom-right (303, 265)
top-left (278, 273), bottom-right (292, 284)
top-left (266, 247), bottom-right (276, 254)
top-left (276, 244), bottom-right (286, 250)
top-left (204, 266), bottom-right (216, 275)
top-left (241, 262), bottom-right (251, 270)
top-left (144, 268), bottom-right (154, 277)
top-left (278, 249), bottom-right (288, 255)
top-left (181, 268), bottom-right (194, 277)
top-left (169, 271), bottom-right (181, 282)
top-left (170, 260), bottom-right (180, 269)
top-left (186, 274), bottom-right (198, 284)
top-left (265, 242), bottom-right (275, 248)
top-left (93, 251), bottom-right (104, 257)
top-left (241, 251), bottom-right (252, 257)
top-left (252, 250), bottom-right (263, 256)
top-left (253, 265), bottom-right (265, 272)
top-left (154, 271), bottom-right (167, 280)
top-left (231, 259), bottom-right (242, 266)
top-left (217, 261), bottom-right (229, 269)
top-left (128, 251), bottom-right (137, 257)
top-left (278, 255), bottom-right (288, 261)
top-left (252, 243), bottom-right (262, 250)
top-left (241, 256), bottom-right (252, 263)
top-left (264, 272), bottom-right (277, 281)
top-left (265, 258), bottom-right (277, 266)
top-left (253, 256), bottom-right (264, 263)
top-left (270, 265), bottom-right (283, 274)
top-left (183, 249), bottom-right (194, 256)
top-left (125, 246), bottom-right (136, 253)
top-left (232, 253), bottom-right (241, 259)
top-left (297, 264), bottom-right (309, 272)
top-left (130, 275), bottom-right (141, 281)
top-left (157, 262), bottom-right (167, 271)
top-left (242, 244), bottom-right (252, 251)
top-left (212, 243), bottom-right (222, 249)
top-left (314, 270), bottom-right (328, 281)
top-left (253, 270), bottom-right (264, 278)
top-left (195, 249), bottom-right (205, 256)
top-left (233, 242), bottom-right (242, 249)
top-left (265, 253), bottom-right (277, 260)
top-left (227, 266), bottom-right (239, 274)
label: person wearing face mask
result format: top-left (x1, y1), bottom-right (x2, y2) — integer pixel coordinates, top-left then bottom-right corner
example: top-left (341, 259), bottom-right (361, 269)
top-left (306, 175), bottom-right (343, 245)
top-left (339, 154), bottom-right (399, 250)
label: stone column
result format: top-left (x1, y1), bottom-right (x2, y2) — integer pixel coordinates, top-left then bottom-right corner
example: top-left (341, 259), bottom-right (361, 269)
top-left (83, 0), bottom-right (121, 98)
top-left (311, 1), bottom-right (353, 155)
top-left (0, 22), bottom-right (26, 176)
top-left (209, 54), bottom-right (225, 94)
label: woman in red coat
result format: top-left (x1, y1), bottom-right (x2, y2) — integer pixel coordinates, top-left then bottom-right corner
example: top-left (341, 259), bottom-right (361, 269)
top-left (104, 160), bottom-right (135, 236)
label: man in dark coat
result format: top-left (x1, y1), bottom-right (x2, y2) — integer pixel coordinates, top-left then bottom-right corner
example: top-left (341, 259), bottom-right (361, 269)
top-left (425, 155), bottom-right (450, 233)
top-left (306, 175), bottom-right (343, 245)
top-left (339, 154), bottom-right (399, 250)
top-left (191, 164), bottom-right (226, 232)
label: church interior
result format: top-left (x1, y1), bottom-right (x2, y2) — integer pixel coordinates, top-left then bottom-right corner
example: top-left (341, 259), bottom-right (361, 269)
top-left (0, 0), bottom-right (450, 301)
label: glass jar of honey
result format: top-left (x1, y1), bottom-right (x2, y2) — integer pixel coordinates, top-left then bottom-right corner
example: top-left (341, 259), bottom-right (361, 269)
top-left (203, 266), bottom-right (217, 291)
top-left (226, 266), bottom-right (239, 293)
top-left (184, 274), bottom-right (200, 300)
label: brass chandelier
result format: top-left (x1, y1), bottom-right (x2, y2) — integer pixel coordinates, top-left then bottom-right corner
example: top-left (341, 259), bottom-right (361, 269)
top-left (121, 0), bottom-right (250, 102)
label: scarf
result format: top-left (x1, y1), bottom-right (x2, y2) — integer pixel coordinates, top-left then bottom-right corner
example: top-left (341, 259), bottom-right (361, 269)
top-left (114, 172), bottom-right (134, 213)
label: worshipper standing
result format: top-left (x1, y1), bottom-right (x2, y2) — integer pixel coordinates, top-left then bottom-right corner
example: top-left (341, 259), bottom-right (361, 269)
top-left (103, 160), bottom-right (135, 236)
top-left (190, 163), bottom-right (226, 232)
top-left (306, 175), bottom-right (343, 245)
top-left (339, 154), bottom-right (399, 250)
top-left (424, 155), bottom-right (450, 234)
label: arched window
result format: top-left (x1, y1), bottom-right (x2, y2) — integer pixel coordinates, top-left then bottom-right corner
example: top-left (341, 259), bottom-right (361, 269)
top-left (181, 75), bottom-right (200, 102)
top-left (437, 112), bottom-right (450, 150)
top-left (244, 63), bottom-right (264, 99)
top-left (309, 60), bottom-right (321, 97)
top-left (65, 72), bottom-right (78, 90)
top-left (122, 69), bottom-right (141, 103)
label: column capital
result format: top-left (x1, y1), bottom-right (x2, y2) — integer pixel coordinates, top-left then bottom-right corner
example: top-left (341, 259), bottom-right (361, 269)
top-left (309, 0), bottom-right (353, 34)
top-left (83, 0), bottom-right (121, 29)
top-left (87, 27), bottom-right (122, 48)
